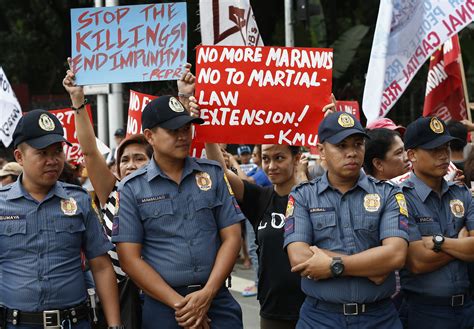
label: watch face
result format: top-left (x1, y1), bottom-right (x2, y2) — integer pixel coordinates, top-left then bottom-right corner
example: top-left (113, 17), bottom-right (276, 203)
top-left (434, 235), bottom-right (443, 243)
top-left (333, 263), bottom-right (344, 275)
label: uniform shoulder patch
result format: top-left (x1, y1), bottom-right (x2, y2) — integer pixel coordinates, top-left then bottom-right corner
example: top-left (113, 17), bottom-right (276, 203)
top-left (60, 181), bottom-right (88, 192)
top-left (395, 193), bottom-right (408, 217)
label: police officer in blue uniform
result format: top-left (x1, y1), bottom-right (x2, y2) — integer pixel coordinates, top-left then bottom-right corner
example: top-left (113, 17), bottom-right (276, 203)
top-left (284, 112), bottom-right (409, 329)
top-left (0, 110), bottom-right (121, 329)
top-left (399, 116), bottom-right (474, 329)
top-left (112, 96), bottom-right (245, 329)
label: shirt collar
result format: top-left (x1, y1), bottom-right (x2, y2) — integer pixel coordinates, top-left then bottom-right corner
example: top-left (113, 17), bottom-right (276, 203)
top-left (6, 175), bottom-right (69, 201)
top-left (146, 156), bottom-right (203, 182)
top-left (409, 173), bottom-right (451, 202)
top-left (318, 169), bottom-right (370, 194)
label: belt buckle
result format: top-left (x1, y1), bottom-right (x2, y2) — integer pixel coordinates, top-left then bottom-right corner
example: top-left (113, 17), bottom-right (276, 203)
top-left (343, 303), bottom-right (359, 316)
top-left (451, 294), bottom-right (464, 307)
top-left (43, 310), bottom-right (61, 329)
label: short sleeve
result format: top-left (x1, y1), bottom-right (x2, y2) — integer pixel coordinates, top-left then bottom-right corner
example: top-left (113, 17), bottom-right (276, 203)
top-left (82, 195), bottom-right (113, 260)
top-left (214, 169), bottom-right (246, 230)
top-left (379, 188), bottom-right (409, 242)
top-left (283, 189), bottom-right (312, 248)
top-left (111, 182), bottom-right (144, 243)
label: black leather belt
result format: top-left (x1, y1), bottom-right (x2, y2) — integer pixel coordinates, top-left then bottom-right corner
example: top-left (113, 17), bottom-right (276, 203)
top-left (0, 302), bottom-right (89, 328)
top-left (405, 291), bottom-right (470, 307)
top-left (307, 296), bottom-right (392, 316)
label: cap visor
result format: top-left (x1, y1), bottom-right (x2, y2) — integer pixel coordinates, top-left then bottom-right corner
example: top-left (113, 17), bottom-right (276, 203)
top-left (159, 115), bottom-right (204, 130)
top-left (26, 134), bottom-right (72, 149)
top-left (416, 135), bottom-right (459, 150)
top-left (325, 129), bottom-right (369, 144)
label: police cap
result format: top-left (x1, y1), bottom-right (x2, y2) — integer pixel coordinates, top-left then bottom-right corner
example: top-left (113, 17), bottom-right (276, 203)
top-left (13, 110), bottom-right (71, 149)
top-left (404, 116), bottom-right (458, 150)
top-left (142, 95), bottom-right (204, 130)
top-left (318, 112), bottom-right (368, 144)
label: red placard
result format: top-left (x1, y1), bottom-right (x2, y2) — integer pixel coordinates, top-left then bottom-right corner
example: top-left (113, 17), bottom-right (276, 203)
top-left (194, 46), bottom-right (333, 146)
top-left (335, 101), bottom-right (360, 120)
top-left (127, 90), bottom-right (205, 158)
top-left (49, 105), bottom-right (92, 165)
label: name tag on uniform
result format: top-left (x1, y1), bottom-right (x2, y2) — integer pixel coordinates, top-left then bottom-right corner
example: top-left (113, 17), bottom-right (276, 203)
top-left (309, 207), bottom-right (335, 213)
top-left (0, 215), bottom-right (25, 221)
top-left (415, 216), bottom-right (434, 223)
top-left (138, 194), bottom-right (170, 204)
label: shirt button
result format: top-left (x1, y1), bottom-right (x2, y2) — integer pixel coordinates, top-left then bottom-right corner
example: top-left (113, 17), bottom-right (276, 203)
top-left (154, 210), bottom-right (160, 216)
top-left (316, 223), bottom-right (322, 229)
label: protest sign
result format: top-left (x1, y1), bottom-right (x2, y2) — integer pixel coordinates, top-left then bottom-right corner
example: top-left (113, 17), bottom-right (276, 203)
top-left (49, 105), bottom-right (93, 164)
top-left (200, 0), bottom-right (263, 46)
top-left (127, 90), bottom-right (205, 157)
top-left (336, 101), bottom-right (360, 120)
top-left (0, 67), bottom-right (22, 146)
top-left (194, 45), bottom-right (333, 146)
top-left (363, 0), bottom-right (474, 122)
top-left (70, 3), bottom-right (187, 85)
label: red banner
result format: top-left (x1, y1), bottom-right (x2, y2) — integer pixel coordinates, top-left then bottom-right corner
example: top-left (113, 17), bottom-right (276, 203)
top-left (336, 101), bottom-right (360, 120)
top-left (423, 35), bottom-right (466, 121)
top-left (127, 90), bottom-right (205, 158)
top-left (49, 105), bottom-right (93, 165)
top-left (194, 46), bottom-right (333, 146)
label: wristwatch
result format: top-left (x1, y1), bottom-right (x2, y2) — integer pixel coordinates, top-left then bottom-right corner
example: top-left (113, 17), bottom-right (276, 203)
top-left (330, 257), bottom-right (345, 278)
top-left (432, 234), bottom-right (445, 253)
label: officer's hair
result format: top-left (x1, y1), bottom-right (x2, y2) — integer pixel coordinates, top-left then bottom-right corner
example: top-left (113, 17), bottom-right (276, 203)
top-left (446, 120), bottom-right (467, 151)
top-left (364, 128), bottom-right (400, 176)
top-left (116, 134), bottom-right (153, 176)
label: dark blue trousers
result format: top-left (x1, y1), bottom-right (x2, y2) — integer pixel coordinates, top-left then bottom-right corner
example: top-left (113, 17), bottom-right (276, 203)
top-left (142, 287), bottom-right (242, 329)
top-left (399, 299), bottom-right (474, 329)
top-left (297, 297), bottom-right (402, 329)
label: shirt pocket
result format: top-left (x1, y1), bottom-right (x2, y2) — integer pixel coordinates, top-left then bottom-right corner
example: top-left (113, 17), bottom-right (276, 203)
top-left (447, 215), bottom-right (464, 238)
top-left (416, 221), bottom-right (441, 236)
top-left (0, 220), bottom-right (27, 258)
top-left (139, 200), bottom-right (179, 237)
top-left (193, 195), bottom-right (223, 231)
top-left (354, 214), bottom-right (380, 247)
top-left (310, 212), bottom-right (336, 249)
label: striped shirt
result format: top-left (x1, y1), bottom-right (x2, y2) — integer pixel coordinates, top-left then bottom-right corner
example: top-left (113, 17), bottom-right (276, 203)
top-left (102, 181), bottom-right (126, 281)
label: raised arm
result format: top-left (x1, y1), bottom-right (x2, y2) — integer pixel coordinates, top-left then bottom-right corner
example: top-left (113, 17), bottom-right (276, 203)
top-left (63, 58), bottom-right (116, 205)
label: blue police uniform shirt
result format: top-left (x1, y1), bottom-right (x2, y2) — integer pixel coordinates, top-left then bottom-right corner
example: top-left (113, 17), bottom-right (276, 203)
top-left (283, 170), bottom-right (409, 303)
top-left (0, 178), bottom-right (113, 311)
top-left (112, 156), bottom-right (245, 287)
top-left (400, 174), bottom-right (474, 296)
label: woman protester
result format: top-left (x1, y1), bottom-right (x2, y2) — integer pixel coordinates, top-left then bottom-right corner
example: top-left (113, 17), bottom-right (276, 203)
top-left (63, 59), bottom-right (195, 328)
top-left (189, 96), bottom-right (336, 329)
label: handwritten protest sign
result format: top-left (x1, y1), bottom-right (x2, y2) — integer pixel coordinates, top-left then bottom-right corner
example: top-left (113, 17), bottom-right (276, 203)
top-left (194, 46), bottom-right (333, 146)
top-left (127, 90), bottom-right (206, 158)
top-left (49, 106), bottom-right (93, 164)
top-left (70, 3), bottom-right (187, 85)
top-left (336, 101), bottom-right (360, 120)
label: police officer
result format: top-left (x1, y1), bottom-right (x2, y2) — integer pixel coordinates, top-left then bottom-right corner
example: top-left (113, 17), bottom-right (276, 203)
top-left (284, 112), bottom-right (409, 329)
top-left (0, 110), bottom-right (121, 329)
top-left (113, 96), bottom-right (245, 329)
top-left (399, 116), bottom-right (474, 329)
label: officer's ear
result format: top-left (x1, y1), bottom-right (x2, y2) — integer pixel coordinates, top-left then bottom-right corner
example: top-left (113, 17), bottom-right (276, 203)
top-left (317, 143), bottom-right (325, 160)
top-left (13, 144), bottom-right (25, 166)
top-left (143, 128), bottom-right (155, 144)
top-left (407, 149), bottom-right (416, 163)
top-left (372, 158), bottom-right (384, 173)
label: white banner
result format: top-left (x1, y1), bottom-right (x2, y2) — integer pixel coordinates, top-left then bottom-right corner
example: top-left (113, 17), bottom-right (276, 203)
top-left (363, 0), bottom-right (474, 123)
top-left (199, 0), bottom-right (263, 46)
top-left (0, 67), bottom-right (22, 146)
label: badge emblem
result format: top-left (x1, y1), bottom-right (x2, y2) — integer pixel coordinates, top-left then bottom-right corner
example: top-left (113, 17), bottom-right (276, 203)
top-left (395, 193), bottom-right (408, 217)
top-left (61, 198), bottom-right (78, 216)
top-left (450, 199), bottom-right (464, 218)
top-left (224, 174), bottom-right (234, 196)
top-left (364, 194), bottom-right (381, 212)
top-left (337, 113), bottom-right (355, 128)
top-left (169, 97), bottom-right (185, 113)
top-left (286, 195), bottom-right (295, 218)
top-left (195, 172), bottom-right (212, 191)
top-left (39, 114), bottom-right (55, 131)
top-left (429, 117), bottom-right (444, 134)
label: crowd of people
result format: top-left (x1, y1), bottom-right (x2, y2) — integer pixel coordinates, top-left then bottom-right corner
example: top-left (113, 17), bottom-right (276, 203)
top-left (0, 62), bottom-right (472, 329)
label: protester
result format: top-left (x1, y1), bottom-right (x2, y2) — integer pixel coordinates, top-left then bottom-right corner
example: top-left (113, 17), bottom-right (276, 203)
top-left (399, 116), bottom-right (474, 329)
top-left (366, 117), bottom-right (406, 136)
top-left (446, 120), bottom-right (468, 171)
top-left (0, 161), bottom-right (22, 186)
top-left (247, 145), bottom-right (272, 187)
top-left (237, 145), bottom-right (257, 175)
top-left (0, 110), bottom-right (121, 329)
top-left (364, 128), bottom-right (410, 180)
top-left (285, 112), bottom-right (408, 329)
top-left (113, 95), bottom-right (244, 329)
top-left (106, 128), bottom-right (126, 165)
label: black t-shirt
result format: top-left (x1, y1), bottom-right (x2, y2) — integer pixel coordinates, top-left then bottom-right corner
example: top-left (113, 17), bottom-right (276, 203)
top-left (240, 181), bottom-right (305, 320)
